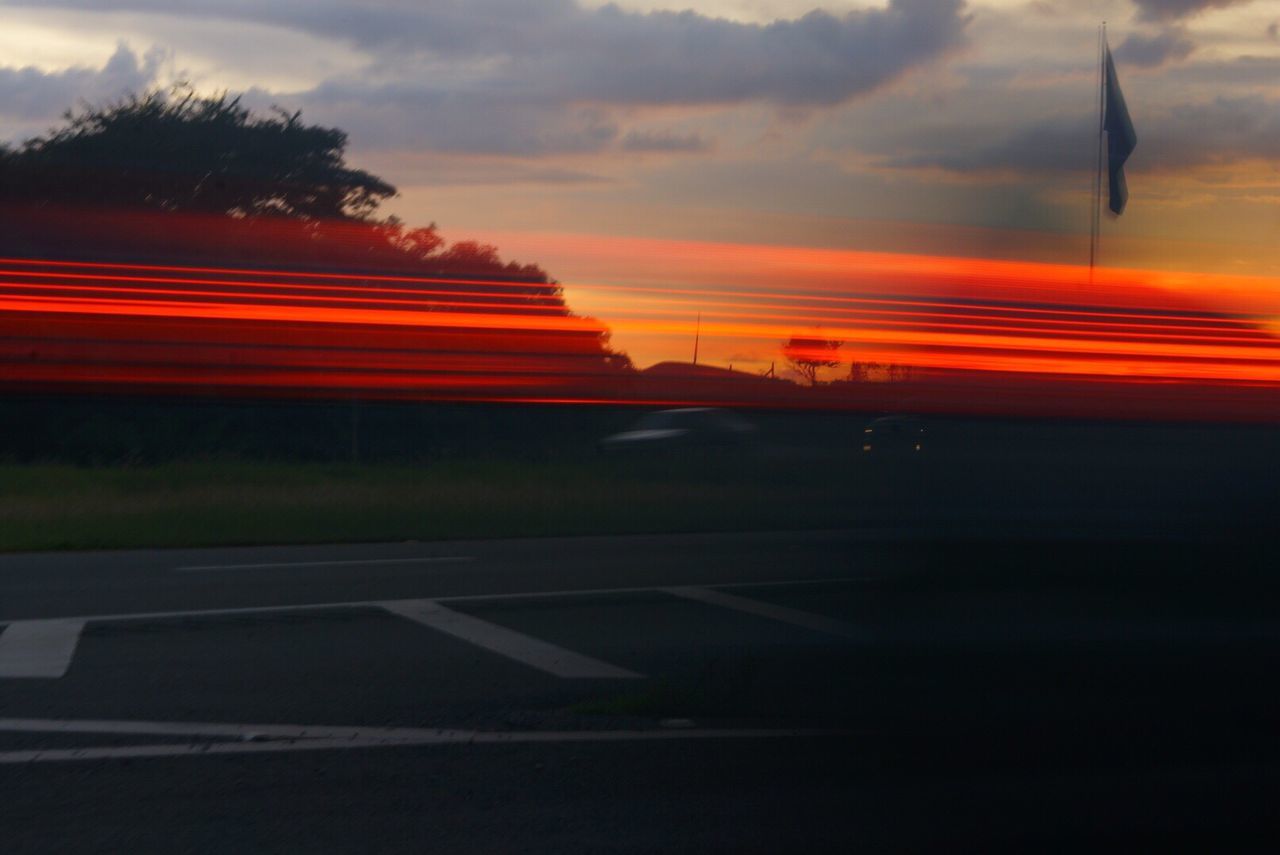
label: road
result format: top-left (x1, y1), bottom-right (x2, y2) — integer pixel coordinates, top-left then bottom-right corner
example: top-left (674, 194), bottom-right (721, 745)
top-left (1, 530), bottom-right (1278, 851)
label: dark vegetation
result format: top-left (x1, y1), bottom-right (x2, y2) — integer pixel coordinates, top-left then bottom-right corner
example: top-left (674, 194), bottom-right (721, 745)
top-left (1, 89), bottom-right (394, 221)
top-left (0, 88), bottom-right (626, 357)
top-left (1, 87), bottom-right (1275, 558)
top-left (0, 395), bottom-right (644, 464)
top-left (5, 339), bottom-right (1280, 552)
top-left (781, 335), bottom-right (842, 386)
top-left (0, 89), bottom-right (532, 277)
top-left (1, 395), bottom-right (1276, 551)
top-left (0, 90), bottom-right (632, 460)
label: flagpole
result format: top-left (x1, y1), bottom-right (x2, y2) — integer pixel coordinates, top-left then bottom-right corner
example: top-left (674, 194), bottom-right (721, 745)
top-left (692, 311), bottom-right (701, 365)
top-left (1090, 23), bottom-right (1106, 284)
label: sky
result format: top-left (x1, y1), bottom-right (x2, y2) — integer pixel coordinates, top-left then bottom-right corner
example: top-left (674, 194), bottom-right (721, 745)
top-left (2, 0), bottom-right (1279, 376)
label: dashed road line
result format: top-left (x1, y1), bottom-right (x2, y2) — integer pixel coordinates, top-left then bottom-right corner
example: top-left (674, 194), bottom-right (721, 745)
top-left (175, 556), bottom-right (474, 573)
top-left (381, 599), bottom-right (641, 679)
top-left (0, 619), bottom-right (86, 678)
top-left (664, 586), bottom-right (863, 639)
top-left (0, 717), bottom-right (447, 741)
top-left (0, 718), bottom-right (834, 764)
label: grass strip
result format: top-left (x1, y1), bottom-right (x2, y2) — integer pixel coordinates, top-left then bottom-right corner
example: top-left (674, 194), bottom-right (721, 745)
top-left (0, 455), bottom-right (868, 552)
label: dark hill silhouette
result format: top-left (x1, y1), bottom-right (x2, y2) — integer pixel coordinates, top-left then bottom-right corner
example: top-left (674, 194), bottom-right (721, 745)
top-left (642, 361), bottom-right (780, 381)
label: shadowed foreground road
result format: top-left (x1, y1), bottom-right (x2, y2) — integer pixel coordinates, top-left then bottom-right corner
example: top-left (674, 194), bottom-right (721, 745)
top-left (1, 530), bottom-right (1278, 851)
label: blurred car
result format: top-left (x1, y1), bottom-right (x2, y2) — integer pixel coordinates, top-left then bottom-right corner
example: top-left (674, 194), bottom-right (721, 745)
top-left (862, 415), bottom-right (926, 455)
top-left (598, 408), bottom-right (756, 453)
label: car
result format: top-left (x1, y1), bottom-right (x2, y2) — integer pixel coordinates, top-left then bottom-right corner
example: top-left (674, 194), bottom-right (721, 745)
top-left (598, 407), bottom-right (756, 453)
top-left (861, 415), bottom-right (925, 455)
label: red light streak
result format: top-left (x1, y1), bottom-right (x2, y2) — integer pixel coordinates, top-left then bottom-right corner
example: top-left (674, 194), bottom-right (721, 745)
top-left (2, 233), bottom-right (1278, 421)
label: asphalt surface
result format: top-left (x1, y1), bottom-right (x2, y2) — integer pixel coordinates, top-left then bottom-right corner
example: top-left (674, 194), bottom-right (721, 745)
top-left (2, 529), bottom-right (1279, 851)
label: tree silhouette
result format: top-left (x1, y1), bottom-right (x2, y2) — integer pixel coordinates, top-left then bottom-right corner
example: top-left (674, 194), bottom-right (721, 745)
top-left (782, 335), bottom-right (843, 386)
top-left (0, 88), bottom-right (632, 373)
top-left (849, 361), bottom-right (914, 382)
top-left (0, 87), bottom-right (554, 285)
top-left (1, 89), bottom-right (394, 220)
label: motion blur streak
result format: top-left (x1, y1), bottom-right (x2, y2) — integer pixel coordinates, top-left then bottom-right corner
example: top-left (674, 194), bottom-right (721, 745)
top-left (541, 236), bottom-right (1280, 412)
top-left (1, 251), bottom-right (1277, 422)
top-left (0, 253), bottom-right (623, 402)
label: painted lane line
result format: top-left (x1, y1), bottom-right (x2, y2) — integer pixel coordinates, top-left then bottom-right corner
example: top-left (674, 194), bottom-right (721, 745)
top-left (431, 576), bottom-right (874, 605)
top-left (0, 577), bottom-right (869, 628)
top-left (381, 599), bottom-right (641, 679)
top-left (0, 619), bottom-right (86, 678)
top-left (0, 717), bottom-right (834, 744)
top-left (175, 556), bottom-right (474, 573)
top-left (664, 586), bottom-right (863, 639)
top-left (0, 726), bottom-right (836, 765)
top-left (0, 717), bottom-right (456, 741)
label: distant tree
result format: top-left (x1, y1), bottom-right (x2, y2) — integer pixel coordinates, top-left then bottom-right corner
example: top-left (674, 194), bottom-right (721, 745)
top-left (849, 361), bottom-right (914, 382)
top-left (0, 88), bottom-right (633, 371)
top-left (1, 88), bottom-right (394, 220)
top-left (782, 335), bottom-right (843, 386)
top-left (0, 88), bottom-right (560, 284)
top-left (849, 361), bottom-right (881, 382)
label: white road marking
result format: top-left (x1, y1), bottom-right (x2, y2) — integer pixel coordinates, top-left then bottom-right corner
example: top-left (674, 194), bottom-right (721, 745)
top-left (381, 599), bottom-right (641, 679)
top-left (0, 577), bottom-right (867, 629)
top-left (0, 578), bottom-right (863, 680)
top-left (431, 577), bottom-right (871, 605)
top-left (175, 556), bottom-right (474, 573)
top-left (664, 586), bottom-right (863, 639)
top-left (0, 717), bottom-right (834, 764)
top-left (0, 717), bottom-right (450, 741)
top-left (0, 619), bottom-right (86, 678)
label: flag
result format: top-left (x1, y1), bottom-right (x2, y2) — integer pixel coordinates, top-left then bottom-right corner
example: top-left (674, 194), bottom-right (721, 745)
top-left (1104, 44), bottom-right (1137, 215)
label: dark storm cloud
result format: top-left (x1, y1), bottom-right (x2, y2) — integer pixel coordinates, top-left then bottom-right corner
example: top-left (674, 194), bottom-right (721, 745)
top-left (1114, 29), bottom-right (1195, 67)
top-left (0, 42), bottom-right (162, 125)
top-left (879, 95), bottom-right (1280, 176)
top-left (1, 0), bottom-right (970, 107)
top-left (1130, 0), bottom-right (1255, 22)
top-left (1137, 96), bottom-right (1280, 168)
top-left (0, 1), bottom-right (971, 157)
top-left (515, 1), bottom-right (970, 107)
top-left (881, 118), bottom-right (1093, 174)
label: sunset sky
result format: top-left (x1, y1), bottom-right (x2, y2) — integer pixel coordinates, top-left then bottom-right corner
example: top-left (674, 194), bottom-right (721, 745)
top-left (2, 0), bottom-right (1278, 377)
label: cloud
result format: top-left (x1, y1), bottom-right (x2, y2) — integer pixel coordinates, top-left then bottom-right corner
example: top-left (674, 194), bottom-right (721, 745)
top-left (2, 0), bottom-right (970, 107)
top-left (509, 1), bottom-right (970, 107)
top-left (0, 1), bottom-right (971, 157)
top-left (620, 131), bottom-right (711, 153)
top-left (879, 118), bottom-right (1093, 175)
top-left (361, 153), bottom-right (609, 187)
top-left (1114, 29), bottom-right (1195, 67)
top-left (1165, 54), bottom-right (1280, 86)
top-left (264, 84), bottom-right (622, 155)
top-left (243, 0), bottom-right (967, 156)
top-left (1130, 0), bottom-right (1255, 22)
top-left (876, 95), bottom-right (1280, 177)
top-left (0, 42), bottom-right (164, 128)
top-left (1138, 96), bottom-right (1280, 168)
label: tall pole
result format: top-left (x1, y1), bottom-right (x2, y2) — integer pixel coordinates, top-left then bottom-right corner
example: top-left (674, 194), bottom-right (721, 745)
top-left (692, 312), bottom-right (701, 365)
top-left (1089, 23), bottom-right (1106, 284)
